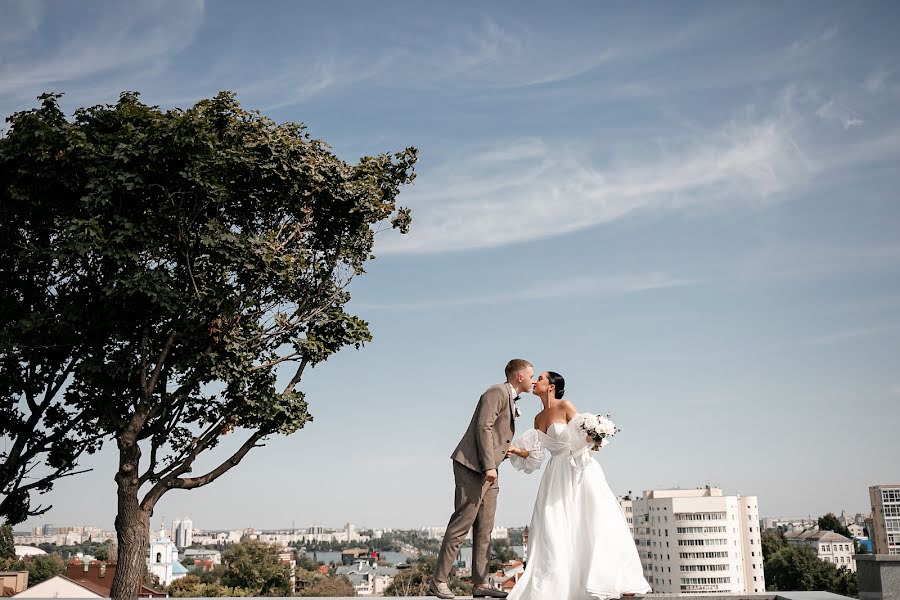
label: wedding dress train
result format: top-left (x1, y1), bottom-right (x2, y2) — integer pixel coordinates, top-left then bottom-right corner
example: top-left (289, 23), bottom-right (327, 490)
top-left (508, 415), bottom-right (651, 600)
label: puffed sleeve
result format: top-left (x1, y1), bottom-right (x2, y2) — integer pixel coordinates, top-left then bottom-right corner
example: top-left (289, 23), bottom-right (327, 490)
top-left (566, 413), bottom-right (594, 452)
top-left (509, 429), bottom-right (545, 474)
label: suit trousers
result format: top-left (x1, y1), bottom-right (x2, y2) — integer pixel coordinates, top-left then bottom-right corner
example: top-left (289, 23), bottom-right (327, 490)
top-left (433, 460), bottom-right (499, 585)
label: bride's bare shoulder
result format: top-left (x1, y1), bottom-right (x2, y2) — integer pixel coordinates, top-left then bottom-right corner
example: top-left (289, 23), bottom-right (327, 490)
top-left (560, 400), bottom-right (578, 417)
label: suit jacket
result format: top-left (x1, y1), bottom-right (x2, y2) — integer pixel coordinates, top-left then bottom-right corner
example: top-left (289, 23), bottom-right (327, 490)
top-left (451, 383), bottom-right (516, 473)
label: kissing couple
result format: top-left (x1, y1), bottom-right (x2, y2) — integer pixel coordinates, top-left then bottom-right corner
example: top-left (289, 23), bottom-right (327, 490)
top-left (429, 359), bottom-right (651, 600)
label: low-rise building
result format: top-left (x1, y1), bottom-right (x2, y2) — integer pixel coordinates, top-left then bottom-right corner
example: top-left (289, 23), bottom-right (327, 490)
top-left (785, 530), bottom-right (856, 572)
top-left (64, 561), bottom-right (165, 597)
top-left (335, 559), bottom-right (397, 596)
top-left (13, 575), bottom-right (103, 598)
top-left (182, 548), bottom-right (222, 564)
top-left (1, 571), bottom-right (28, 597)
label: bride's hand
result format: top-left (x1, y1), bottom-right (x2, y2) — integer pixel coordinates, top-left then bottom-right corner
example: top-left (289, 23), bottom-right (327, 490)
top-left (506, 446), bottom-right (527, 458)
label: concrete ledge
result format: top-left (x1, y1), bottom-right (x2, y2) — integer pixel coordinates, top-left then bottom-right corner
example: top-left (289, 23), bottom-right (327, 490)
top-left (857, 554), bottom-right (900, 562)
top-left (856, 553), bottom-right (900, 600)
top-left (230, 595), bottom-right (846, 600)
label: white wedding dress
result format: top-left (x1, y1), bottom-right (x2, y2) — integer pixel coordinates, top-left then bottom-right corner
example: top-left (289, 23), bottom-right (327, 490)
top-left (508, 415), bottom-right (651, 600)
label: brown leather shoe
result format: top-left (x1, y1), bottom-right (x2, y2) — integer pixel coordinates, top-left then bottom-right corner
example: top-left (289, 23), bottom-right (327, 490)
top-left (473, 585), bottom-right (508, 598)
top-left (428, 579), bottom-right (455, 599)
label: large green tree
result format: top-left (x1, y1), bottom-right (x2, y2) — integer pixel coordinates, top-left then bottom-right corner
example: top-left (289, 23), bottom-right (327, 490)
top-left (221, 540), bottom-right (293, 596)
top-left (489, 539), bottom-right (520, 572)
top-left (1, 94), bottom-right (108, 523)
top-left (0, 524), bottom-right (15, 560)
top-left (0, 554), bottom-right (66, 586)
top-left (818, 513), bottom-right (853, 539)
top-left (762, 532), bottom-right (858, 597)
top-left (1, 91), bottom-right (416, 599)
top-left (297, 574), bottom-right (355, 597)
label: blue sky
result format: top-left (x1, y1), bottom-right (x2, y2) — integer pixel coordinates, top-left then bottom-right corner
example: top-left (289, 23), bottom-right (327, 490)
top-left (3, 1), bottom-right (899, 532)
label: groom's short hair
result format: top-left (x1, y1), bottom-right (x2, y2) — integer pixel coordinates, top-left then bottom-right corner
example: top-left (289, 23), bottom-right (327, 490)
top-left (505, 359), bottom-right (533, 379)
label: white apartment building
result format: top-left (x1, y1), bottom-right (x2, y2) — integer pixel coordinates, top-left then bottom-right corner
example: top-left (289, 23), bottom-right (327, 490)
top-left (619, 496), bottom-right (635, 537)
top-left (784, 530), bottom-right (856, 572)
top-left (172, 518), bottom-right (193, 549)
top-left (632, 487), bottom-right (765, 595)
top-left (422, 527), bottom-right (446, 540)
top-left (869, 484), bottom-right (900, 555)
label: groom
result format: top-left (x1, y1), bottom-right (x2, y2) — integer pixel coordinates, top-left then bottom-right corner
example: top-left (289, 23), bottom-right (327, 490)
top-left (429, 359), bottom-right (534, 599)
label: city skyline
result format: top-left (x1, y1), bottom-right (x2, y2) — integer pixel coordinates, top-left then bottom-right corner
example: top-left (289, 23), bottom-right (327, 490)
top-left (2, 1), bottom-right (899, 531)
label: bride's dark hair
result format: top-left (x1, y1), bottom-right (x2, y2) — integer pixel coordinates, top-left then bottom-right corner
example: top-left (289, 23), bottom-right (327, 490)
top-left (547, 371), bottom-right (565, 399)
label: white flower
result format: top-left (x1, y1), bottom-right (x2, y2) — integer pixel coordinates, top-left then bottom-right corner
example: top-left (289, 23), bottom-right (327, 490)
top-left (582, 414), bottom-right (600, 431)
top-left (597, 416), bottom-right (617, 435)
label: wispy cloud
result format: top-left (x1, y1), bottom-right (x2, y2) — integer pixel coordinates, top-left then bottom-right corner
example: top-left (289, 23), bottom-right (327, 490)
top-left (815, 100), bottom-right (863, 129)
top-left (232, 51), bottom-right (398, 112)
top-left (786, 26), bottom-right (838, 59)
top-left (390, 10), bottom-right (749, 94)
top-left (381, 118), bottom-right (810, 254)
top-left (807, 323), bottom-right (900, 346)
top-left (0, 1), bottom-right (44, 44)
top-left (0, 1), bottom-right (206, 101)
top-left (863, 67), bottom-right (895, 95)
top-left (354, 272), bottom-right (699, 311)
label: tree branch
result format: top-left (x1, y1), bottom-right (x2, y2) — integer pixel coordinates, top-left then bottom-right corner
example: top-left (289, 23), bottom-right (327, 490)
top-left (172, 431), bottom-right (267, 491)
top-left (140, 326), bottom-right (150, 393)
top-left (141, 425), bottom-right (267, 510)
top-left (145, 330), bottom-right (176, 398)
top-left (282, 357), bottom-right (309, 396)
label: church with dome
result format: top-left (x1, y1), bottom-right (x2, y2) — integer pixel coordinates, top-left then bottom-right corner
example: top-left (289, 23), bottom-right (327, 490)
top-left (147, 522), bottom-right (189, 586)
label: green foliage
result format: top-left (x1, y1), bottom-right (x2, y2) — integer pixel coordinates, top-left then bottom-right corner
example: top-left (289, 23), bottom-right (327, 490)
top-left (818, 513), bottom-right (853, 539)
top-left (383, 555), bottom-right (466, 597)
top-left (507, 528), bottom-right (524, 547)
top-left (2, 90), bottom-right (415, 596)
top-left (0, 524), bottom-right (15, 560)
top-left (760, 529), bottom-right (787, 560)
top-left (0, 554), bottom-right (66, 585)
top-left (2, 88), bottom-right (416, 493)
top-left (297, 574), bottom-right (354, 597)
top-left (834, 566), bottom-right (859, 597)
top-left (762, 540), bottom-right (858, 597)
top-left (296, 554), bottom-right (322, 572)
top-left (1, 96), bottom-right (107, 521)
top-left (765, 544), bottom-right (836, 591)
top-left (221, 540), bottom-right (293, 596)
top-left (489, 539), bottom-right (519, 572)
top-left (35, 539), bottom-right (112, 561)
top-left (167, 574), bottom-right (254, 597)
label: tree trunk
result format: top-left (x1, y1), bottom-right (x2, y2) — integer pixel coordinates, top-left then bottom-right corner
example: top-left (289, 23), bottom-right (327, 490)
top-left (110, 434), bottom-right (151, 600)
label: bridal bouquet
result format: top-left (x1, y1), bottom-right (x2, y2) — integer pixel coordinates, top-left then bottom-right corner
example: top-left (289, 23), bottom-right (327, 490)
top-left (581, 413), bottom-right (620, 449)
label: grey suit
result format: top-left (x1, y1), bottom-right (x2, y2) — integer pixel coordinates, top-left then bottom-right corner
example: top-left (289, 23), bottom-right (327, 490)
top-left (434, 383), bottom-right (516, 586)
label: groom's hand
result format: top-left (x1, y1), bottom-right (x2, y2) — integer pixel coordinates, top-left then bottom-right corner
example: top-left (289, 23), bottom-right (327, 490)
top-left (484, 468), bottom-right (498, 484)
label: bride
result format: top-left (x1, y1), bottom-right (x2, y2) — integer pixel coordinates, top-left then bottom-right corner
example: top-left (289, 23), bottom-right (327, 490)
top-left (506, 371), bottom-right (651, 600)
